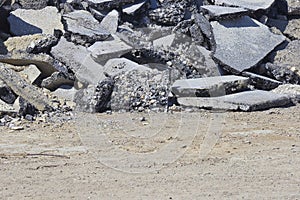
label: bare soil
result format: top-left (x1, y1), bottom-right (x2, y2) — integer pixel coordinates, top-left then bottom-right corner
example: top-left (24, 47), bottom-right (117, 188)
top-left (0, 104), bottom-right (300, 199)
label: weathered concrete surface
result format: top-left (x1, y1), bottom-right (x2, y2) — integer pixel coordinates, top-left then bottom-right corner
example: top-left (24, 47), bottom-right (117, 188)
top-left (62, 10), bottom-right (110, 45)
top-left (201, 5), bottom-right (248, 20)
top-left (88, 38), bottom-right (132, 63)
top-left (0, 51), bottom-right (60, 74)
top-left (171, 75), bottom-right (249, 98)
top-left (8, 7), bottom-right (63, 36)
top-left (51, 37), bottom-right (105, 85)
top-left (272, 84), bottom-right (300, 102)
top-left (4, 34), bottom-right (46, 53)
top-left (18, 64), bottom-right (41, 83)
top-left (178, 90), bottom-right (292, 111)
top-left (273, 40), bottom-right (300, 77)
top-left (18, 0), bottom-right (48, 9)
top-left (0, 63), bottom-right (52, 111)
top-left (242, 71), bottom-right (282, 90)
top-left (0, 99), bottom-right (17, 115)
top-left (0, 52), bottom-right (58, 77)
top-left (52, 86), bottom-right (77, 102)
top-left (153, 34), bottom-right (175, 48)
top-left (103, 58), bottom-right (150, 77)
top-left (99, 9), bottom-right (119, 34)
top-left (287, 0), bottom-right (300, 15)
top-left (212, 16), bottom-right (285, 73)
top-left (0, 79), bottom-right (17, 104)
top-left (284, 18), bottom-right (300, 40)
top-left (122, 0), bottom-right (147, 15)
top-left (214, 0), bottom-right (276, 11)
top-left (41, 71), bottom-right (74, 91)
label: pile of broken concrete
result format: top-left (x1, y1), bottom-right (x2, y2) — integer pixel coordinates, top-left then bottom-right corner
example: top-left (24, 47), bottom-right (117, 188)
top-left (0, 0), bottom-right (300, 125)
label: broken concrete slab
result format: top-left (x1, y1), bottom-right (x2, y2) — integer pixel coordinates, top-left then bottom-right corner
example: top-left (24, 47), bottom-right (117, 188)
top-left (214, 0), bottom-right (276, 11)
top-left (0, 52), bottom-right (59, 78)
top-left (178, 90), bottom-right (292, 111)
top-left (41, 71), bottom-right (75, 91)
top-left (0, 99), bottom-right (17, 115)
top-left (18, 64), bottom-right (41, 83)
top-left (122, 0), bottom-right (147, 15)
top-left (242, 71), bottom-right (282, 90)
top-left (8, 6), bottom-right (63, 36)
top-left (171, 75), bottom-right (249, 98)
top-left (272, 84), bottom-right (300, 103)
top-left (273, 40), bottom-right (300, 77)
top-left (0, 79), bottom-right (17, 104)
top-left (51, 37), bottom-right (105, 85)
top-left (88, 37), bottom-right (132, 64)
top-left (62, 10), bottom-right (110, 45)
top-left (283, 18), bottom-right (300, 40)
top-left (99, 9), bottom-right (119, 34)
top-left (86, 0), bottom-right (135, 11)
top-left (52, 86), bottom-right (77, 102)
top-left (212, 16), bottom-right (285, 73)
top-left (103, 58), bottom-right (150, 77)
top-left (200, 5), bottom-right (248, 20)
top-left (287, 0), bottom-right (300, 15)
top-left (18, 0), bottom-right (48, 9)
top-left (153, 34), bottom-right (175, 48)
top-left (0, 63), bottom-right (52, 111)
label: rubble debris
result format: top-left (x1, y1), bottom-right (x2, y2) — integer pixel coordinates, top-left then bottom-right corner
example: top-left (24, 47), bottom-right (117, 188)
top-left (8, 6), bottom-right (64, 36)
top-left (178, 90), bottom-right (292, 111)
top-left (122, 0), bottom-right (148, 15)
top-left (242, 71), bottom-right (282, 90)
top-left (0, 99), bottom-right (17, 115)
top-left (212, 16), bottom-right (285, 73)
top-left (214, 0), bottom-right (276, 11)
top-left (283, 18), bottom-right (300, 40)
top-left (86, 0), bottom-right (136, 11)
top-left (41, 71), bottom-right (75, 91)
top-left (62, 10), bottom-right (110, 45)
top-left (200, 5), bottom-right (248, 20)
top-left (287, 0), bottom-right (300, 15)
top-left (18, 64), bottom-right (41, 83)
top-left (74, 77), bottom-right (114, 113)
top-left (272, 84), bottom-right (300, 103)
top-left (263, 62), bottom-right (300, 84)
top-left (171, 75), bottom-right (249, 98)
top-left (51, 37), bottom-right (105, 85)
top-left (0, 79), bottom-right (17, 104)
top-left (18, 0), bottom-right (48, 9)
top-left (0, 63), bottom-right (52, 111)
top-left (52, 86), bottom-right (77, 102)
top-left (88, 37), bottom-right (133, 63)
top-left (99, 9), bottom-right (119, 34)
top-left (273, 40), bottom-right (300, 78)
top-left (0, 51), bottom-right (60, 78)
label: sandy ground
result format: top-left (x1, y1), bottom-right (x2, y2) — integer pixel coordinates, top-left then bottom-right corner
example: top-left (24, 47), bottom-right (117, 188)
top-left (0, 104), bottom-right (300, 199)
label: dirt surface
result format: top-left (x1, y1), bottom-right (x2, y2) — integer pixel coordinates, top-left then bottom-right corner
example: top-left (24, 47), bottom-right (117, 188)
top-left (0, 105), bottom-right (300, 199)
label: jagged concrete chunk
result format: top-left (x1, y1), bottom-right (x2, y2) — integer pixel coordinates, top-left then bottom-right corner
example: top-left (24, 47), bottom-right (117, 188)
top-left (103, 58), bottom-right (150, 77)
top-left (88, 38), bottom-right (132, 63)
top-left (52, 86), bottom-right (77, 102)
top-left (41, 71), bottom-right (74, 91)
top-left (8, 7), bottom-right (63, 36)
top-left (0, 99), bottom-right (17, 115)
top-left (178, 90), bottom-right (292, 111)
top-left (0, 79), bottom-right (17, 104)
top-left (212, 16), bottom-right (285, 73)
top-left (242, 71), bottom-right (282, 90)
top-left (63, 10), bottom-right (110, 45)
top-left (99, 9), bottom-right (119, 34)
top-left (287, 0), bottom-right (300, 15)
top-left (51, 37), bottom-right (105, 85)
top-left (284, 18), bottom-right (300, 40)
top-left (0, 63), bottom-right (52, 111)
top-left (122, 0), bottom-right (147, 15)
top-left (87, 0), bottom-right (135, 10)
top-left (214, 0), bottom-right (276, 11)
top-left (171, 75), bottom-right (249, 98)
top-left (273, 40), bottom-right (300, 78)
top-left (201, 5), bottom-right (248, 20)
top-left (18, 64), bottom-right (41, 83)
top-left (0, 52), bottom-right (59, 77)
top-left (18, 0), bottom-right (48, 9)
top-left (272, 84), bottom-right (300, 103)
